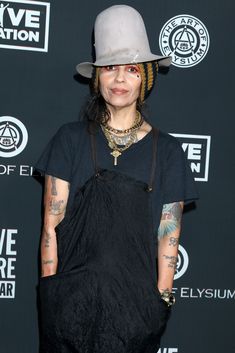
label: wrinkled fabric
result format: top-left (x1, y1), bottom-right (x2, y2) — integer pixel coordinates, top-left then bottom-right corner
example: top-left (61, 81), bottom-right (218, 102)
top-left (39, 169), bottom-right (171, 353)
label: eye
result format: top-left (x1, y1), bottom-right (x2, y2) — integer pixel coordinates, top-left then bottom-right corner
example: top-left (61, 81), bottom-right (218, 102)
top-left (127, 65), bottom-right (139, 73)
top-left (103, 65), bottom-right (116, 71)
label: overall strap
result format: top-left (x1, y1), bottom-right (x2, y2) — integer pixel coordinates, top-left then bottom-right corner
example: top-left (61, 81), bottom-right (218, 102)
top-left (89, 122), bottom-right (100, 176)
top-left (146, 127), bottom-right (159, 192)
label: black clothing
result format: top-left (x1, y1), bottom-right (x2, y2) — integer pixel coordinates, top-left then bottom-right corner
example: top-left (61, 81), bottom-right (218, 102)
top-left (35, 121), bottom-right (198, 353)
top-left (35, 121), bottom-right (198, 242)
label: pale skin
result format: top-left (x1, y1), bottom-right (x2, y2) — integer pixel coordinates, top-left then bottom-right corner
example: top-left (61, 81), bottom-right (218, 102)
top-left (157, 202), bottom-right (184, 293)
top-left (98, 64), bottom-right (152, 138)
top-left (41, 65), bottom-right (184, 295)
top-left (41, 175), bottom-right (69, 276)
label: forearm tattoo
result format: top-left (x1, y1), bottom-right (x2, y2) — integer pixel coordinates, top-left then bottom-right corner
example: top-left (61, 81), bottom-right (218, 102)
top-left (43, 229), bottom-right (51, 248)
top-left (159, 287), bottom-right (170, 294)
top-left (163, 255), bottom-right (178, 269)
top-left (41, 259), bottom-right (54, 276)
top-left (51, 176), bottom-right (58, 196)
top-left (42, 259), bottom-right (54, 265)
top-left (49, 199), bottom-right (64, 215)
top-left (169, 237), bottom-right (179, 247)
top-left (158, 202), bottom-right (182, 240)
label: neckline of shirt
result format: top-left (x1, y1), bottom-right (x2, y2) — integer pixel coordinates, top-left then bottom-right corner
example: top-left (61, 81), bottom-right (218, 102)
top-left (97, 124), bottom-right (153, 151)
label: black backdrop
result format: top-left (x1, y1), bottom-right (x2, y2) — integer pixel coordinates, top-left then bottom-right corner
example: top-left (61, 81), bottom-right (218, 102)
top-left (0, 1), bottom-right (234, 352)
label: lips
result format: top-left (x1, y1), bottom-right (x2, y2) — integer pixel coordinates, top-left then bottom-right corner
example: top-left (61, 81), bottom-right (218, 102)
top-left (111, 88), bottom-right (129, 95)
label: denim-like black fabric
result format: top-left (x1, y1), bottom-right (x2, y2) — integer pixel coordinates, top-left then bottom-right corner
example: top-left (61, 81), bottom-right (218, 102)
top-left (39, 124), bottom-right (171, 352)
top-left (39, 169), bottom-right (171, 353)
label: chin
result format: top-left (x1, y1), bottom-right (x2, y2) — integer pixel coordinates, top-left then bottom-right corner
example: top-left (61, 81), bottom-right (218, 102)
top-left (105, 97), bottom-right (138, 109)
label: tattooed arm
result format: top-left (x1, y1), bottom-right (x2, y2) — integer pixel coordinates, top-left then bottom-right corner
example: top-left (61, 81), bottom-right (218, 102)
top-left (157, 201), bottom-right (184, 294)
top-left (41, 175), bottom-right (70, 277)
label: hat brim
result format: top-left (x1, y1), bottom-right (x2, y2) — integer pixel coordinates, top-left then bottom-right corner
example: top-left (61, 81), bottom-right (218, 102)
top-left (76, 55), bottom-right (172, 78)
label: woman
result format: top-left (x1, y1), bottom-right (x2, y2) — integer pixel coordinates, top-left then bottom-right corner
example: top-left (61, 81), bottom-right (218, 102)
top-left (35, 5), bottom-right (198, 353)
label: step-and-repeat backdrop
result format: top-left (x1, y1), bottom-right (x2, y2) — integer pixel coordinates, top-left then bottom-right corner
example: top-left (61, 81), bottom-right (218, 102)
top-left (0, 1), bottom-right (234, 352)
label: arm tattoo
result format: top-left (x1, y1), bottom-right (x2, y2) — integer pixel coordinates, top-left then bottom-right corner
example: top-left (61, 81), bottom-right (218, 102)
top-left (169, 237), bottom-right (179, 247)
top-left (51, 176), bottom-right (58, 196)
top-left (42, 259), bottom-right (54, 265)
top-left (44, 230), bottom-right (51, 248)
top-left (41, 260), bottom-right (54, 276)
top-left (49, 199), bottom-right (64, 215)
top-left (158, 287), bottom-right (170, 294)
top-left (163, 255), bottom-right (178, 270)
top-left (158, 202), bottom-right (182, 240)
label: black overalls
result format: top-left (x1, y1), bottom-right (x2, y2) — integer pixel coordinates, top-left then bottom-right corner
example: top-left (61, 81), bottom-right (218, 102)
top-left (39, 123), bottom-right (171, 353)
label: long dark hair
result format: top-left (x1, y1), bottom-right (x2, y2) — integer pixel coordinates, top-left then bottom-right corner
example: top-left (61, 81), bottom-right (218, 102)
top-left (80, 92), bottom-right (146, 126)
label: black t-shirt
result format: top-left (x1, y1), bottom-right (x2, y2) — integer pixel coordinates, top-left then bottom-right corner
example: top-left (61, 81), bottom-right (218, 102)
top-left (34, 120), bottom-right (199, 241)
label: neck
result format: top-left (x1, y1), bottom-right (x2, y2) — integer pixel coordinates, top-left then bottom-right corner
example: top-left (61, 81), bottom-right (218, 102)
top-left (105, 104), bottom-right (137, 130)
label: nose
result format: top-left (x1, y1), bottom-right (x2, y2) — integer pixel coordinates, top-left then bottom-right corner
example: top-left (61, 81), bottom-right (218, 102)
top-left (114, 66), bottom-right (125, 82)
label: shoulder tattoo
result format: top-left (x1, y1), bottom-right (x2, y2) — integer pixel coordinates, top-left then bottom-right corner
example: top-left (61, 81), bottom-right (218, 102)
top-left (158, 202), bottom-right (183, 240)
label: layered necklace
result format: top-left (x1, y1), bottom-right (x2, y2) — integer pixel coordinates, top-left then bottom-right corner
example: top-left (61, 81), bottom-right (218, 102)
top-left (100, 111), bottom-right (144, 165)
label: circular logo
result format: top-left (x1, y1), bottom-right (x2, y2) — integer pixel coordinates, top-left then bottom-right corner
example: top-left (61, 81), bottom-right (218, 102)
top-left (0, 116), bottom-right (28, 157)
top-left (174, 244), bottom-right (189, 280)
top-left (159, 14), bottom-right (210, 68)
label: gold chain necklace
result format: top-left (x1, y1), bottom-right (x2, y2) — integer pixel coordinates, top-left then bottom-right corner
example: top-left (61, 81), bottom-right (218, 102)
top-left (108, 131), bottom-right (138, 145)
top-left (101, 111), bottom-right (143, 134)
top-left (100, 112), bottom-right (143, 165)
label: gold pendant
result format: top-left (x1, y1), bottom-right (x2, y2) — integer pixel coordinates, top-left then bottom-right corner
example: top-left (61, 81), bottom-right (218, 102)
top-left (110, 150), bottom-right (121, 165)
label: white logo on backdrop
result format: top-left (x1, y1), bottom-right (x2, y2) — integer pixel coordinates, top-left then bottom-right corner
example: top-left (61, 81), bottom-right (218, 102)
top-left (0, 3), bottom-right (9, 27)
top-left (159, 14), bottom-right (210, 68)
top-left (157, 349), bottom-right (178, 353)
top-left (0, 0), bottom-right (50, 52)
top-left (173, 287), bottom-right (235, 300)
top-left (0, 116), bottom-right (28, 157)
top-left (174, 244), bottom-right (189, 280)
top-left (170, 133), bottom-right (211, 182)
top-left (0, 229), bottom-right (18, 299)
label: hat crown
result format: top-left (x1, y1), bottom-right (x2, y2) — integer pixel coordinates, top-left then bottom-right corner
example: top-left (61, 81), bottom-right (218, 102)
top-left (94, 5), bottom-right (151, 64)
top-left (76, 5), bottom-right (172, 78)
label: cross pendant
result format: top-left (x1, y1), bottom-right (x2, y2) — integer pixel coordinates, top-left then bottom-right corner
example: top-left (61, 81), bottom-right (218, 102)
top-left (110, 150), bottom-right (122, 166)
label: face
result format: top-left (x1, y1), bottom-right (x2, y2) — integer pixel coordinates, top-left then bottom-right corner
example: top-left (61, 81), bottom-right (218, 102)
top-left (98, 64), bottom-right (141, 109)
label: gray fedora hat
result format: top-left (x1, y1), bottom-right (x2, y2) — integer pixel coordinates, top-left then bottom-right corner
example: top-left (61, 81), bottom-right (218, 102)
top-left (76, 5), bottom-right (172, 78)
